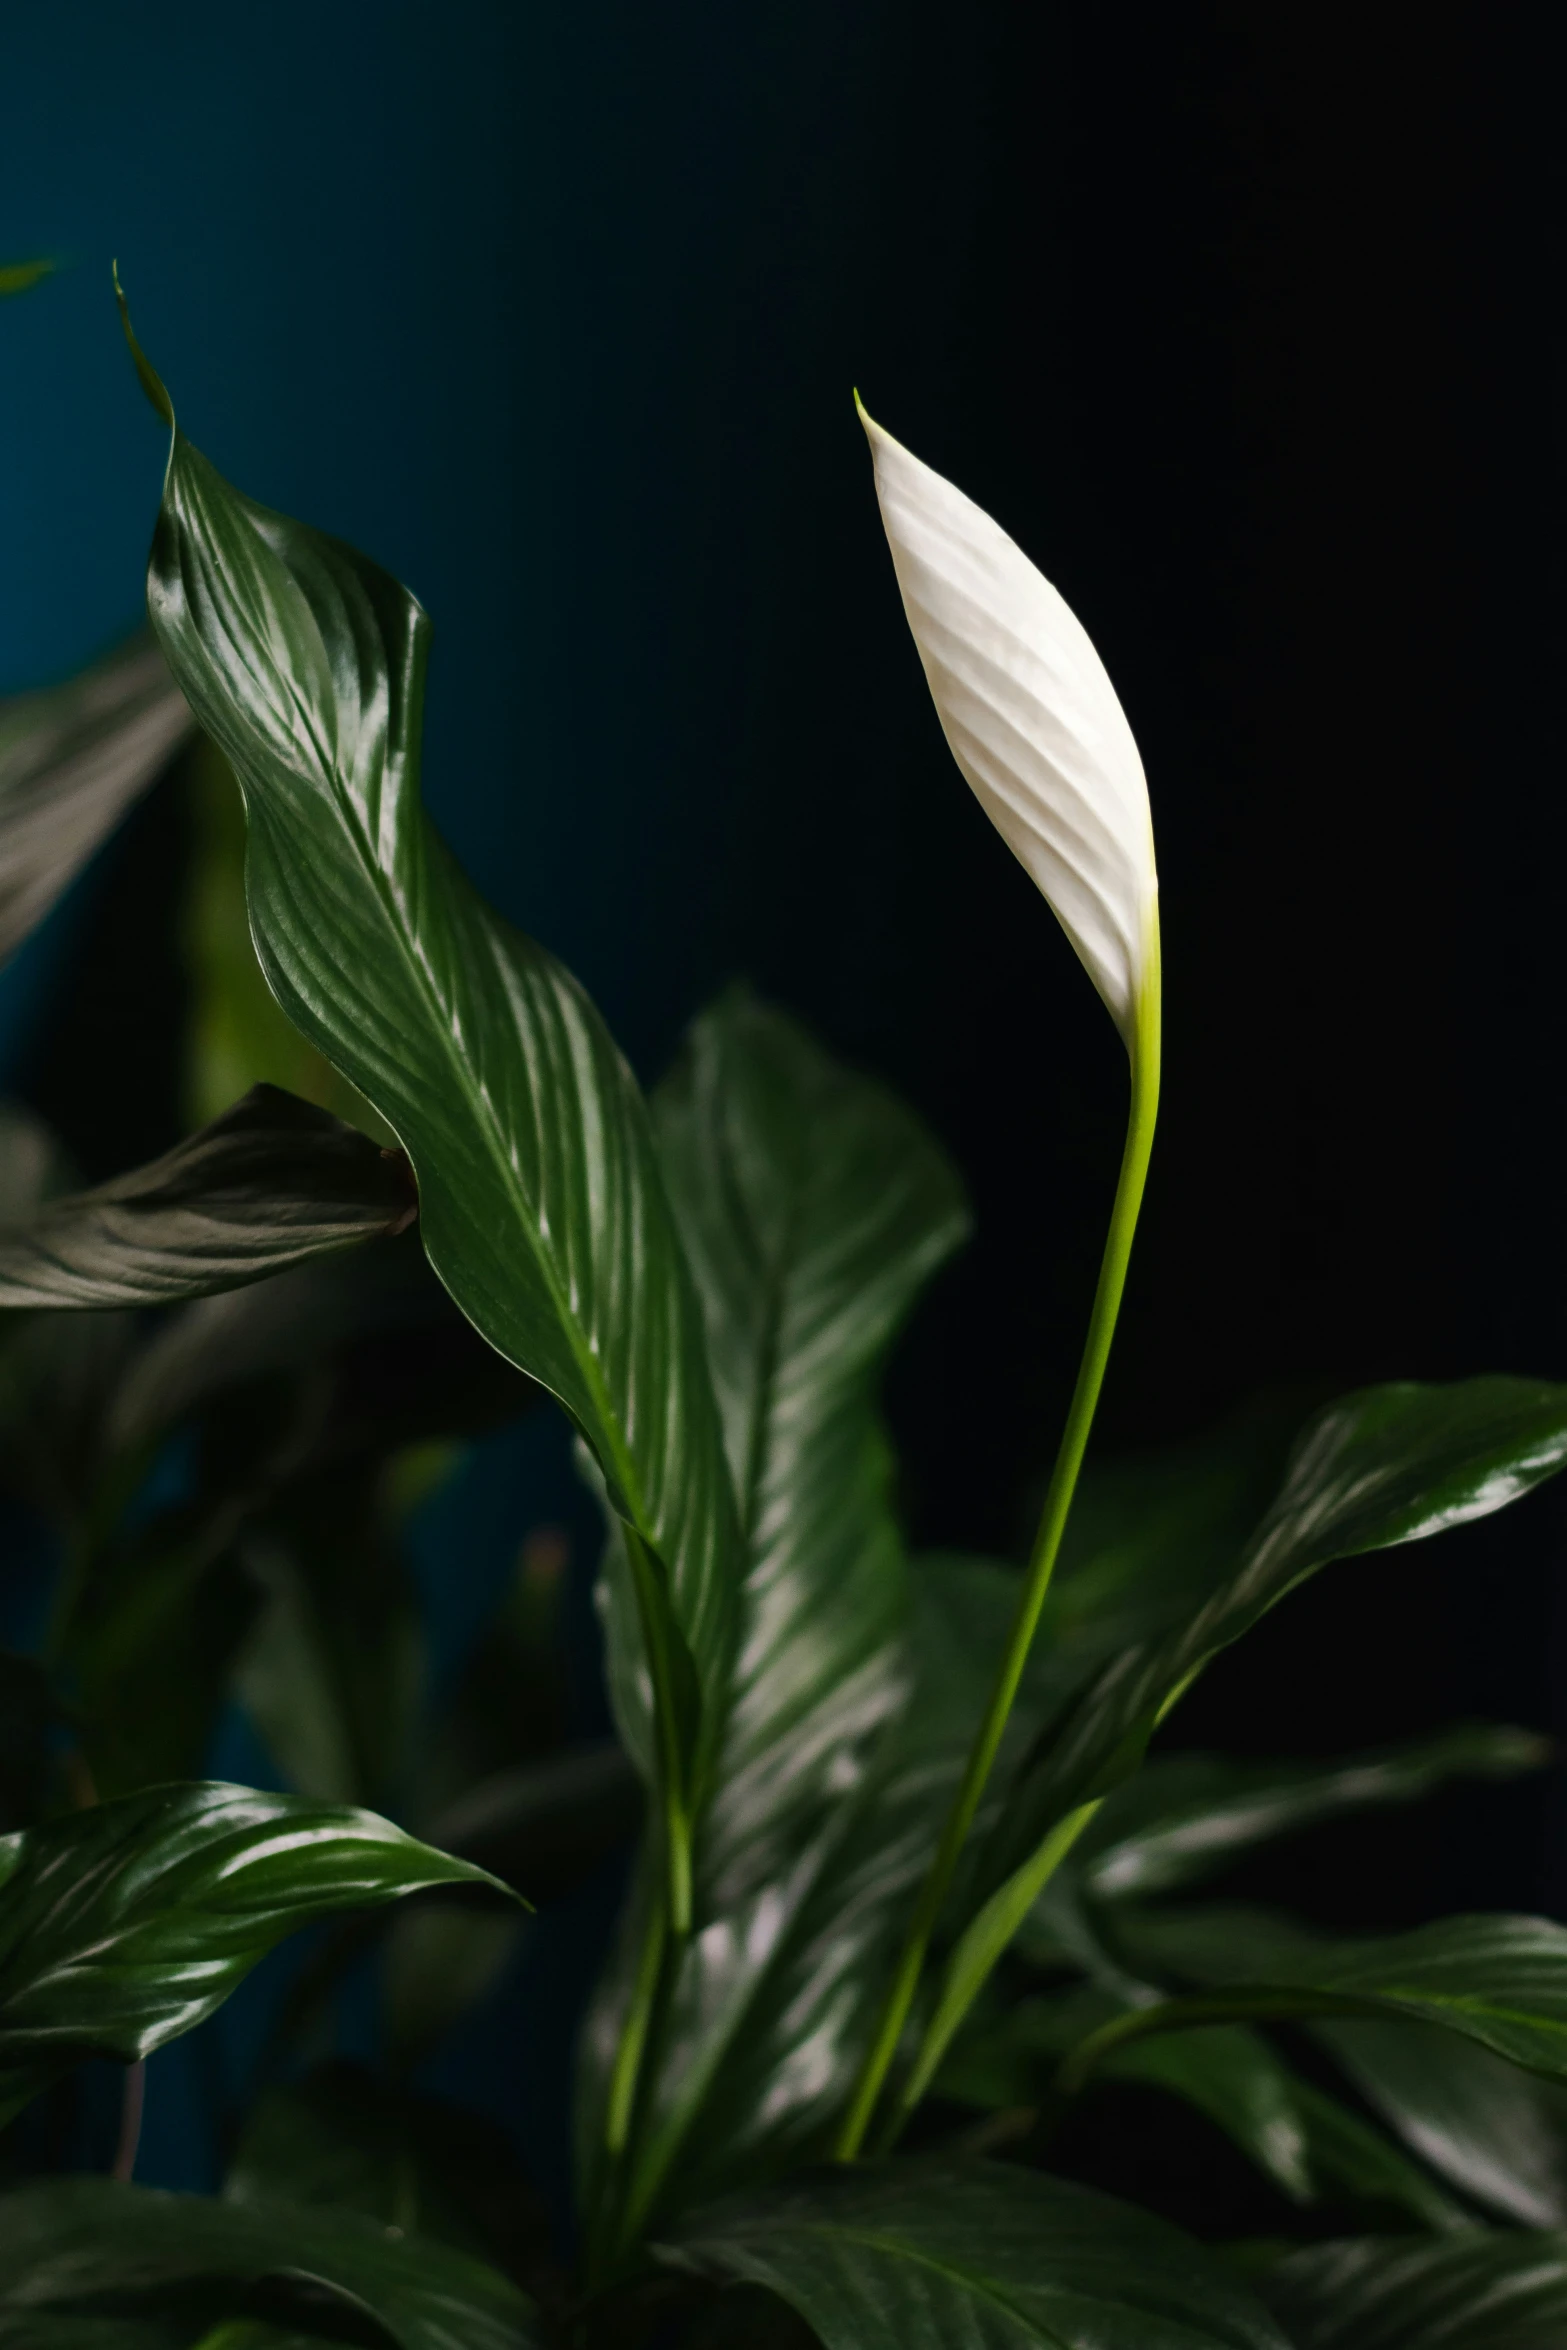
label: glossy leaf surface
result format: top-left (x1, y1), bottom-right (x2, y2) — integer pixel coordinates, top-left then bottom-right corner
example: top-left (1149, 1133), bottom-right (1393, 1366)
top-left (184, 728), bottom-right (391, 1137)
top-left (698, 1454), bottom-right (1283, 2189)
top-left (580, 996), bottom-right (965, 2207)
top-left (940, 1995), bottom-right (1464, 2227)
top-left (1102, 2026), bottom-right (1467, 2226)
top-left (0, 1085), bottom-right (415, 1308)
top-left (659, 2160), bottom-right (1288, 2348)
top-left (986, 1379), bottom-right (1567, 1892)
top-left (654, 989), bottom-right (967, 1893)
top-left (1079, 1725), bottom-right (1549, 1900)
top-left (0, 630), bottom-right (191, 965)
top-left (1317, 2016), bottom-right (1567, 2226)
top-left (0, 2177), bottom-right (540, 2350)
top-left (135, 354), bottom-right (739, 1804)
top-left (612, 1554), bottom-right (1121, 2215)
top-left (1261, 2233), bottom-right (1567, 2350)
top-left (0, 1783), bottom-right (514, 2114)
top-left (1084, 1904), bottom-right (1567, 2087)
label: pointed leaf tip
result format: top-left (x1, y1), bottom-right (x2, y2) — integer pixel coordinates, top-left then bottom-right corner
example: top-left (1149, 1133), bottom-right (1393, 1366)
top-left (860, 409), bottom-right (1158, 1050)
top-left (113, 263), bottom-right (175, 428)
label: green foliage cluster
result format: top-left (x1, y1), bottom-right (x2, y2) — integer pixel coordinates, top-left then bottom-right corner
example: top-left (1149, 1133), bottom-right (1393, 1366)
top-left (0, 275), bottom-right (1565, 2345)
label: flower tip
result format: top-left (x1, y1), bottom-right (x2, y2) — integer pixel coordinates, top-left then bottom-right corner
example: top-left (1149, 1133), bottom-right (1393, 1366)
top-left (853, 389), bottom-right (892, 454)
top-left (859, 410), bottom-right (1158, 1053)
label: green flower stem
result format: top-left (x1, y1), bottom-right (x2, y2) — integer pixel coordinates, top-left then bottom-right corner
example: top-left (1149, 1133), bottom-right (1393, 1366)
top-left (834, 947), bottom-right (1161, 2162)
top-left (588, 1883), bottom-right (672, 2286)
top-left (605, 1892), bottom-right (669, 2160)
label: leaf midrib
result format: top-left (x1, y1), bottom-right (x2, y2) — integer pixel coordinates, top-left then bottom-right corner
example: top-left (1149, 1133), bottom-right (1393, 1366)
top-left (739, 2217), bottom-right (1126, 2347)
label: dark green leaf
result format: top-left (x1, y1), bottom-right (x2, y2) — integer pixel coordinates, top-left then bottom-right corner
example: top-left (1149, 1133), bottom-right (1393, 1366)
top-left (136, 359), bottom-right (739, 1824)
top-left (0, 630), bottom-right (190, 965)
top-left (867, 1411), bottom-right (1391, 2110)
top-left (986, 1380), bottom-right (1567, 1895)
top-left (588, 995), bottom-right (967, 2219)
top-left (1079, 1725), bottom-right (1550, 1900)
top-left (1260, 2233), bottom-right (1567, 2350)
top-left (1043, 1406), bottom-right (1307, 1660)
top-left (653, 990), bottom-right (968, 1885)
top-left (0, 2176), bottom-right (541, 2350)
top-left (1071, 1904), bottom-right (1567, 2092)
top-left (227, 2062), bottom-right (554, 2291)
top-left (939, 1993), bottom-right (1466, 2227)
top-left (0, 1085), bottom-right (416, 1309)
top-left (1317, 2017), bottom-right (1567, 2226)
top-left (1101, 2027), bottom-right (1468, 2227)
top-left (592, 1554), bottom-right (1050, 2219)
top-left (657, 2160), bottom-right (1289, 2348)
top-left (0, 1782), bottom-right (515, 2115)
top-left (185, 727), bottom-right (394, 1140)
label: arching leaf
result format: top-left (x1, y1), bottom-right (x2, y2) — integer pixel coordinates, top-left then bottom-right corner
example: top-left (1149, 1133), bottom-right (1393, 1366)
top-left (127, 310), bottom-right (739, 1871)
top-left (1261, 2232), bottom-right (1567, 2350)
top-left (0, 1782), bottom-right (517, 2118)
top-left (984, 1379), bottom-right (1567, 1899)
top-left (0, 1085), bottom-right (415, 1308)
top-left (659, 2161), bottom-right (1288, 2349)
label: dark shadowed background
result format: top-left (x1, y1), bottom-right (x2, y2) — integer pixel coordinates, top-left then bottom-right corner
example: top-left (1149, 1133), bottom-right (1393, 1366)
top-left (2, 0), bottom-right (1561, 2196)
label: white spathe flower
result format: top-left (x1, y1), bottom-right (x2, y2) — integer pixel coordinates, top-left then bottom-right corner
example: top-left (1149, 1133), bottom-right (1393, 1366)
top-left (858, 398), bottom-right (1159, 1059)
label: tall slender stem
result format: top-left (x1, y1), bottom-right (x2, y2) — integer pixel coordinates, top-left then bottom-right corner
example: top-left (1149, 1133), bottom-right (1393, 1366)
top-left (834, 948), bottom-right (1161, 2161)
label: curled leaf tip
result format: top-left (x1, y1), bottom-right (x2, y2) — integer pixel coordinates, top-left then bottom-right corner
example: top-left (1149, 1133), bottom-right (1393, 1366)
top-left (112, 263), bottom-right (175, 429)
top-left (860, 408), bottom-right (1159, 1054)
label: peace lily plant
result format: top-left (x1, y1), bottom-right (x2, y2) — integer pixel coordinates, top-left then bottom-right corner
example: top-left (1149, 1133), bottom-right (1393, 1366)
top-left (0, 273), bottom-right (1562, 2348)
